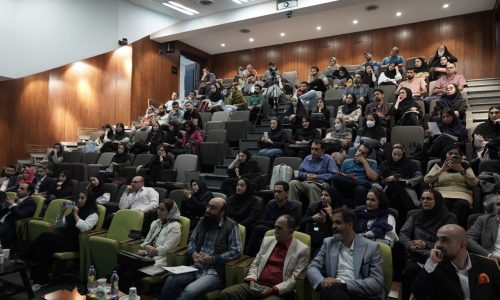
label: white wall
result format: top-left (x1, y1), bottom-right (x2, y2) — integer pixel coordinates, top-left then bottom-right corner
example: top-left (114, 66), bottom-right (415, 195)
top-left (0, 0), bottom-right (177, 79)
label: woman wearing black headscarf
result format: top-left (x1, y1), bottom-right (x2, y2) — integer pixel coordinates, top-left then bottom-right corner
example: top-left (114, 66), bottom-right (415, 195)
top-left (336, 93), bottom-right (361, 128)
top-left (284, 97), bottom-right (307, 132)
top-left (427, 107), bottom-right (468, 157)
top-left (226, 179), bottom-right (260, 230)
top-left (291, 115), bottom-right (322, 159)
top-left (381, 144), bottom-right (422, 223)
top-left (389, 87), bottom-right (422, 126)
top-left (355, 188), bottom-right (397, 242)
top-left (220, 148), bottom-right (260, 197)
top-left (378, 62), bottom-right (402, 86)
top-left (257, 117), bottom-right (292, 157)
top-left (332, 66), bottom-right (352, 88)
top-left (431, 83), bottom-right (466, 123)
top-left (87, 175), bottom-right (110, 205)
top-left (399, 189), bottom-right (457, 300)
top-left (27, 191), bottom-right (98, 289)
top-left (47, 170), bottom-right (75, 201)
top-left (101, 123), bottom-right (130, 153)
top-left (428, 44), bottom-right (458, 69)
top-left (181, 179), bottom-right (213, 230)
top-left (472, 105), bottom-right (500, 160)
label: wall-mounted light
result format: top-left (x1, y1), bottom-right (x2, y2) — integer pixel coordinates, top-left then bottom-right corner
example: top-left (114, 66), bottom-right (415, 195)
top-left (118, 38), bottom-right (128, 46)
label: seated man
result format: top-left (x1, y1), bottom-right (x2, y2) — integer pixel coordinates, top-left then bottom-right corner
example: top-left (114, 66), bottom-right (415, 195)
top-left (364, 89), bottom-right (391, 128)
top-left (247, 84), bottom-right (265, 124)
top-left (32, 164), bottom-right (56, 196)
top-left (424, 62), bottom-right (467, 111)
top-left (396, 69), bottom-right (427, 99)
top-left (183, 100), bottom-right (202, 129)
top-left (165, 91), bottom-right (180, 112)
top-left (307, 206), bottom-right (385, 300)
top-left (220, 214), bottom-right (309, 300)
top-left (198, 67), bottom-right (217, 97)
top-left (166, 101), bottom-right (185, 125)
top-left (467, 195), bottom-right (500, 262)
top-left (343, 73), bottom-right (370, 106)
top-left (293, 81), bottom-right (318, 113)
top-left (0, 184), bottom-right (36, 246)
top-left (381, 46), bottom-right (405, 69)
top-left (331, 144), bottom-right (380, 208)
top-left (289, 140), bottom-right (338, 207)
top-left (0, 165), bottom-right (20, 192)
top-left (160, 197), bottom-right (242, 300)
top-left (309, 66), bottom-right (328, 95)
top-left (245, 182), bottom-right (301, 256)
top-left (361, 52), bottom-right (381, 76)
top-left (412, 224), bottom-right (500, 299)
top-left (119, 176), bottom-right (159, 213)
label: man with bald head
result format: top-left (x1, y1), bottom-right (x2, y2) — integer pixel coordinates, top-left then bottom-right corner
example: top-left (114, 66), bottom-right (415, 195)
top-left (161, 197), bottom-right (242, 300)
top-left (119, 176), bottom-right (159, 213)
top-left (412, 224), bottom-right (500, 299)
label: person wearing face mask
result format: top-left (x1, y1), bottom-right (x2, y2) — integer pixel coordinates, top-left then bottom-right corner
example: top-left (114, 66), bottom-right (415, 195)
top-left (364, 89), bottom-right (391, 128)
top-left (350, 113), bottom-right (387, 161)
top-left (247, 84), bottom-right (265, 125)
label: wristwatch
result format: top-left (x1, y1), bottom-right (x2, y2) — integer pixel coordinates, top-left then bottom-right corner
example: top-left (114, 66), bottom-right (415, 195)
top-left (337, 278), bottom-right (346, 284)
top-left (460, 169), bottom-right (466, 176)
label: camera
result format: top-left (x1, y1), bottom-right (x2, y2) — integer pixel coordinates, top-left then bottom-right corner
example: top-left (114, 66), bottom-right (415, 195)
top-left (286, 11), bottom-right (292, 18)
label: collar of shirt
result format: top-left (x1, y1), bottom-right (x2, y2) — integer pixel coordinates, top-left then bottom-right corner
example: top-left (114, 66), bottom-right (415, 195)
top-left (340, 237), bottom-right (355, 253)
top-left (450, 252), bottom-right (472, 273)
top-left (276, 236), bottom-right (293, 251)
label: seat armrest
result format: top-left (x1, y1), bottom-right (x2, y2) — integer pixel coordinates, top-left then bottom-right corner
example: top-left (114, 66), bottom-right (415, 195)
top-left (388, 281), bottom-right (401, 299)
top-left (167, 245), bottom-right (188, 254)
top-left (237, 257), bottom-right (255, 268)
top-left (297, 270), bottom-right (307, 280)
top-left (82, 229), bottom-right (107, 236)
top-left (120, 238), bottom-right (144, 245)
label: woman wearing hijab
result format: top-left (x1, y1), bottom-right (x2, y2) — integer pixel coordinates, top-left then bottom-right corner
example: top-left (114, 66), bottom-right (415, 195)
top-left (47, 170), bottom-right (74, 201)
top-left (472, 105), bottom-right (500, 160)
top-left (389, 87), bottom-right (422, 126)
top-left (87, 175), bottom-right (110, 205)
top-left (300, 186), bottom-right (342, 250)
top-left (323, 117), bottom-right (352, 166)
top-left (312, 98), bottom-right (331, 131)
top-left (100, 123), bottom-right (130, 153)
top-left (431, 83), bottom-right (466, 123)
top-left (360, 65), bottom-right (377, 88)
top-left (332, 66), bottom-right (352, 88)
top-left (200, 84), bottom-right (224, 112)
top-left (130, 122), bottom-right (164, 155)
top-left (381, 144), bottom-right (422, 223)
top-left (377, 62), bottom-right (402, 86)
top-left (102, 142), bottom-right (132, 182)
top-left (336, 93), bottom-right (361, 128)
top-left (413, 57), bottom-right (429, 79)
top-left (284, 97), bottom-right (307, 132)
top-left (41, 143), bottom-right (64, 174)
top-left (136, 145), bottom-right (174, 185)
top-left (424, 144), bottom-right (478, 227)
top-left (95, 123), bottom-right (114, 149)
top-left (181, 179), bottom-right (213, 230)
top-left (163, 122), bottom-right (183, 152)
top-left (226, 179), bottom-right (260, 231)
top-left (220, 149), bottom-right (260, 197)
top-left (18, 166), bottom-right (35, 185)
top-left (291, 115), bottom-right (322, 159)
top-left (119, 199), bottom-right (182, 293)
top-left (428, 44), bottom-right (458, 69)
top-left (173, 121), bottom-right (204, 155)
top-left (27, 191), bottom-right (98, 290)
top-left (399, 189), bottom-right (457, 300)
top-left (257, 117), bottom-right (291, 157)
top-left (355, 188), bottom-right (398, 243)
top-left (429, 56), bottom-right (449, 81)
top-left (351, 113), bottom-right (387, 161)
top-left (427, 108), bottom-right (468, 157)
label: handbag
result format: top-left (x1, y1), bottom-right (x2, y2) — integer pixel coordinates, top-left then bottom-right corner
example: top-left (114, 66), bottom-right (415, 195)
top-left (118, 250), bottom-right (155, 270)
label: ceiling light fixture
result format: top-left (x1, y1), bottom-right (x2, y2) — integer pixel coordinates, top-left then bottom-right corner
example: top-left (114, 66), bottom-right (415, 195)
top-left (221, 43), bottom-right (226, 47)
top-left (249, 38), bottom-right (254, 42)
top-left (316, 26), bottom-right (322, 30)
top-left (162, 1), bottom-right (199, 15)
top-left (352, 20), bottom-right (358, 24)
top-left (280, 32), bottom-right (285, 37)
top-left (396, 12), bottom-right (402, 17)
top-left (442, 3), bottom-right (449, 8)
top-left (168, 1), bottom-right (199, 14)
top-left (232, 0), bottom-right (242, 4)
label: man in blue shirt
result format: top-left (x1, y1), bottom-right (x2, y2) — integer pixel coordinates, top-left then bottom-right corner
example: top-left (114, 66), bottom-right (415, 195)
top-left (160, 197), bottom-right (242, 300)
top-left (166, 101), bottom-right (185, 125)
top-left (331, 144), bottom-right (380, 208)
top-left (289, 140), bottom-right (338, 208)
top-left (382, 46), bottom-right (405, 69)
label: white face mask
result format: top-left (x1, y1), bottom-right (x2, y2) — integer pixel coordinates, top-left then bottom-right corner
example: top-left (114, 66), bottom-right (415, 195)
top-left (366, 120), bottom-right (376, 128)
top-left (334, 124), bottom-right (342, 131)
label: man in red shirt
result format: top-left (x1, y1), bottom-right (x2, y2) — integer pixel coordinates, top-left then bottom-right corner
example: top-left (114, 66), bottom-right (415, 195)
top-left (220, 215), bottom-right (309, 300)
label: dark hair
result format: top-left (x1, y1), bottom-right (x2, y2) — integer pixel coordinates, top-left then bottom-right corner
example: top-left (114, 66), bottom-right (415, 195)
top-left (172, 101), bottom-right (179, 106)
top-left (333, 206), bottom-right (357, 226)
top-left (300, 81), bottom-right (309, 86)
top-left (489, 105), bottom-right (500, 112)
top-left (407, 68), bottom-right (415, 73)
top-left (311, 66), bottom-right (319, 72)
top-left (274, 181), bottom-right (289, 192)
top-left (311, 139), bottom-right (325, 150)
top-left (440, 144), bottom-right (461, 162)
top-left (36, 164), bottom-right (47, 171)
top-left (359, 143), bottom-right (373, 156)
top-left (161, 198), bottom-right (175, 212)
top-left (157, 144), bottom-right (168, 152)
top-left (59, 170), bottom-right (71, 180)
top-left (189, 90), bottom-right (197, 95)
top-left (25, 183), bottom-right (35, 195)
top-left (116, 122), bottom-right (125, 130)
top-left (367, 187), bottom-right (389, 210)
top-left (116, 142), bottom-right (128, 153)
top-left (373, 88), bottom-right (384, 95)
top-left (441, 107), bottom-right (457, 118)
top-left (184, 120), bottom-right (197, 133)
top-left (421, 188), bottom-right (444, 204)
top-left (399, 87), bottom-right (413, 100)
top-left (238, 148), bottom-right (252, 161)
top-left (254, 84), bottom-right (262, 90)
top-left (280, 214), bottom-right (296, 230)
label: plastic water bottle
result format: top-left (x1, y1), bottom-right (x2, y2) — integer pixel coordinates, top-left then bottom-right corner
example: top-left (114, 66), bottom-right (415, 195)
top-left (87, 265), bottom-right (96, 293)
top-left (110, 270), bottom-right (119, 299)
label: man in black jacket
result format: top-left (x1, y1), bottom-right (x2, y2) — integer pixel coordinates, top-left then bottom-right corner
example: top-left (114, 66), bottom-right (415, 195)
top-left (0, 183), bottom-right (36, 246)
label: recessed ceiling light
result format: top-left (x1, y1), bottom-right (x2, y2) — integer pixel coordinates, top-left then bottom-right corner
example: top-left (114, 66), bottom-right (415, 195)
top-left (232, 0), bottom-right (242, 4)
top-left (443, 3), bottom-right (449, 8)
top-left (221, 43), bottom-right (226, 47)
top-left (249, 38), bottom-right (254, 42)
top-left (162, 1), bottom-right (199, 15)
top-left (352, 20), bottom-right (358, 24)
top-left (396, 12), bottom-right (402, 17)
top-left (280, 32), bottom-right (285, 37)
top-left (316, 26), bottom-right (322, 30)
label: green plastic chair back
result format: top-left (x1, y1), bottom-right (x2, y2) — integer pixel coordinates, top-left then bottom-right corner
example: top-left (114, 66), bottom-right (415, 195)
top-left (107, 209), bottom-right (144, 241)
top-left (179, 216), bottom-right (190, 247)
top-left (31, 195), bottom-right (45, 218)
top-left (377, 242), bottom-right (393, 291)
top-left (28, 199), bottom-right (73, 241)
top-left (95, 204), bottom-right (106, 230)
top-left (265, 229), bottom-right (311, 257)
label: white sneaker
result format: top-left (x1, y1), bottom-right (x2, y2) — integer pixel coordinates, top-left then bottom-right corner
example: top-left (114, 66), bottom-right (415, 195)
top-left (31, 282), bottom-right (49, 292)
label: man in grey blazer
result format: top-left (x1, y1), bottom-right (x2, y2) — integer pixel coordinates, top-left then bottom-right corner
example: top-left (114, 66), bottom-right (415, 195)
top-left (220, 214), bottom-right (310, 300)
top-left (307, 206), bottom-right (385, 300)
top-left (467, 195), bottom-right (500, 262)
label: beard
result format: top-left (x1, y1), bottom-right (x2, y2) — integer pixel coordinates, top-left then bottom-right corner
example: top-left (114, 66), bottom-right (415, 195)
top-left (202, 213), bottom-right (220, 228)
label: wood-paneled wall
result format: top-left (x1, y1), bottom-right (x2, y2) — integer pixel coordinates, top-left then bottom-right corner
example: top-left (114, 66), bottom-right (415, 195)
top-left (212, 11), bottom-right (498, 82)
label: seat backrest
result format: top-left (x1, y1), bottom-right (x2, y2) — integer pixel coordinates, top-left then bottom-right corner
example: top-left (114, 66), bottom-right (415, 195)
top-left (133, 130), bottom-right (149, 143)
top-left (32, 195), bottom-right (45, 218)
top-left (288, 199), bottom-right (303, 218)
top-left (82, 152), bottom-right (100, 164)
top-left (205, 121), bottom-right (225, 132)
top-left (427, 158), bottom-right (441, 173)
top-left (199, 112), bottom-right (212, 129)
top-left (173, 154), bottom-right (198, 182)
top-left (238, 224), bottom-right (246, 253)
top-left (95, 204), bottom-right (106, 230)
top-left (72, 181), bottom-right (90, 200)
top-left (265, 229), bottom-right (311, 257)
top-left (410, 159), bottom-right (422, 173)
top-left (390, 126), bottom-right (424, 152)
top-left (96, 152), bottom-right (115, 165)
top-left (133, 154), bottom-right (153, 167)
top-left (179, 216), bottom-right (191, 248)
top-left (377, 242), bottom-right (393, 291)
top-left (213, 192), bottom-right (227, 200)
top-left (478, 160), bottom-right (500, 173)
top-left (63, 151), bottom-right (83, 163)
top-left (467, 213), bottom-right (482, 229)
top-left (103, 183), bottom-right (119, 203)
top-left (211, 111), bottom-right (231, 122)
top-left (205, 129), bottom-right (227, 143)
top-left (168, 189), bottom-right (187, 210)
top-left (43, 199), bottom-right (73, 224)
top-left (153, 187), bottom-right (167, 200)
top-left (272, 157), bottom-right (303, 171)
top-left (230, 110), bottom-right (250, 121)
top-left (252, 156), bottom-right (270, 174)
top-left (115, 184), bottom-right (128, 202)
top-left (107, 209), bottom-right (144, 241)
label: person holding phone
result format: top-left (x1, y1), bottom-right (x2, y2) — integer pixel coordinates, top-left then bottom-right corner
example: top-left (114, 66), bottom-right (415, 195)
top-left (26, 192), bottom-right (98, 291)
top-left (424, 144), bottom-right (478, 227)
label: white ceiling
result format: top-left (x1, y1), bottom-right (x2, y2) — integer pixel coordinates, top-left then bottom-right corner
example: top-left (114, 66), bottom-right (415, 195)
top-left (134, 0), bottom-right (496, 54)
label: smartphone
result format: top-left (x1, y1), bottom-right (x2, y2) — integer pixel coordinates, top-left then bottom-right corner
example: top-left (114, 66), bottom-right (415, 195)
top-left (250, 286), bottom-right (263, 294)
top-left (66, 202), bottom-right (75, 209)
top-left (452, 155), bottom-right (461, 163)
top-left (263, 132), bottom-right (269, 139)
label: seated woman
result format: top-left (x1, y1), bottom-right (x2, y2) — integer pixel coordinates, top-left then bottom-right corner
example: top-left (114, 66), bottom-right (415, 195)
top-left (27, 191), bottom-right (98, 290)
top-left (380, 144), bottom-right (422, 223)
top-left (46, 170), bottom-right (74, 201)
top-left (323, 117), bottom-right (353, 167)
top-left (136, 145), bottom-right (174, 185)
top-left (224, 84), bottom-right (246, 112)
top-left (220, 148), bottom-right (260, 197)
top-left (119, 199), bottom-right (181, 293)
top-left (300, 186), bottom-right (342, 250)
top-left (389, 87), bottom-right (422, 126)
top-left (312, 98), bottom-right (331, 132)
top-left (290, 115), bottom-right (321, 159)
top-left (331, 66), bottom-right (352, 89)
top-left (226, 179), bottom-right (260, 231)
top-left (171, 121), bottom-right (204, 156)
top-left (413, 57), bottom-right (429, 79)
top-left (163, 122), bottom-right (183, 153)
top-left (40, 143), bottom-right (64, 175)
top-left (472, 105), bottom-right (500, 165)
top-left (355, 188), bottom-right (398, 243)
top-left (94, 124), bottom-right (114, 150)
top-left (257, 117), bottom-right (290, 158)
top-left (284, 97), bottom-right (307, 133)
top-left (428, 44), bottom-right (457, 81)
top-left (137, 105), bottom-right (156, 130)
top-left (180, 179), bottom-right (213, 231)
top-left (359, 65), bottom-right (377, 88)
top-left (426, 107), bottom-right (468, 158)
top-left (399, 189), bottom-right (457, 300)
top-left (199, 84), bottom-right (224, 113)
top-left (87, 175), bottom-right (110, 205)
top-left (101, 123), bottom-right (130, 153)
top-left (424, 144), bottom-right (479, 227)
top-left (130, 122), bottom-right (166, 155)
top-left (17, 166), bottom-right (35, 186)
top-left (428, 56), bottom-right (449, 81)
top-left (430, 83), bottom-right (466, 123)
top-left (378, 62), bottom-right (402, 86)
top-left (350, 113), bottom-right (387, 161)
top-left (102, 142), bottom-right (132, 182)
top-left (336, 93), bottom-right (361, 128)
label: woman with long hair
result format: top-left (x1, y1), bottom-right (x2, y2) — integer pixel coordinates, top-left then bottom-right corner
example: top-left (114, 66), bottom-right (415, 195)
top-left (181, 179), bottom-right (214, 230)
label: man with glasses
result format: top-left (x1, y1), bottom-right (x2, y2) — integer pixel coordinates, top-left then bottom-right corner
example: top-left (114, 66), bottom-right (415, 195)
top-left (160, 197), bottom-right (241, 300)
top-left (364, 88), bottom-right (391, 128)
top-left (0, 183), bottom-right (36, 246)
top-left (289, 140), bottom-right (338, 208)
top-left (119, 176), bottom-right (159, 213)
top-left (425, 62), bottom-right (467, 112)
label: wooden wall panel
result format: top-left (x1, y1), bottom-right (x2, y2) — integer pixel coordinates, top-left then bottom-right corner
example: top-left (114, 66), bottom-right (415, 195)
top-left (212, 11), bottom-right (498, 82)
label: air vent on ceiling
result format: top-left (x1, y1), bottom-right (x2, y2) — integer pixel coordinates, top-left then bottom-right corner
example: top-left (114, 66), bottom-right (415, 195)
top-left (240, 29), bottom-right (251, 33)
top-left (198, 0), bottom-right (214, 5)
top-left (365, 5), bottom-right (379, 11)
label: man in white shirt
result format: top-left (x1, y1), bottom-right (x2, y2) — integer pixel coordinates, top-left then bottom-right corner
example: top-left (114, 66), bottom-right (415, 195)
top-left (412, 224), bottom-right (500, 299)
top-left (0, 165), bottom-right (19, 192)
top-left (119, 176), bottom-right (159, 213)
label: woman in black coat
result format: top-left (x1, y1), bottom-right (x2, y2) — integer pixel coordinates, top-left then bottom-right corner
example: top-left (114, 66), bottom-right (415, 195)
top-left (226, 179), bottom-right (260, 231)
top-left (136, 145), bottom-right (174, 185)
top-left (220, 148), bottom-right (260, 197)
top-left (257, 117), bottom-right (292, 157)
top-left (181, 179), bottom-right (214, 230)
top-left (389, 87), bottom-right (422, 126)
top-left (47, 170), bottom-right (74, 201)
